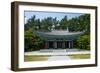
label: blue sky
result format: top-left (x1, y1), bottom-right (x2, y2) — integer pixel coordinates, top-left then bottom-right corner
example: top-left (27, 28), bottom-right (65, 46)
top-left (24, 11), bottom-right (85, 23)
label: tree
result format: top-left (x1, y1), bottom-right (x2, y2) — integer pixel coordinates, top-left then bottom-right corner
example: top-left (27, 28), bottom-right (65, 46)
top-left (24, 29), bottom-right (43, 51)
top-left (59, 16), bottom-right (68, 30)
top-left (68, 18), bottom-right (79, 31)
top-left (68, 14), bottom-right (90, 32)
top-left (25, 15), bottom-right (42, 31)
top-left (25, 15), bottom-right (36, 31)
top-left (40, 17), bottom-right (58, 31)
top-left (76, 35), bottom-right (90, 50)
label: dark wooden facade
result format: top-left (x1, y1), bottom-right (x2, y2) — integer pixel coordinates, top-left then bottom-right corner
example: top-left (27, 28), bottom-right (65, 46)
top-left (44, 40), bottom-right (73, 49)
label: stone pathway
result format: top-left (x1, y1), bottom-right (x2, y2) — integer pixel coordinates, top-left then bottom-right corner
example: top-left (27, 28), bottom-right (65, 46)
top-left (48, 56), bottom-right (71, 61)
top-left (25, 49), bottom-right (90, 56)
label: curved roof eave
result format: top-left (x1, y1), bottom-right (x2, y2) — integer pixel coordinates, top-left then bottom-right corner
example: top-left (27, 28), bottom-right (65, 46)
top-left (34, 30), bottom-right (84, 41)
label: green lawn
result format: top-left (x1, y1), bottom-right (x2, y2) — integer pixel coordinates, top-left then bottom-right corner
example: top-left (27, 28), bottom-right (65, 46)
top-left (24, 55), bottom-right (50, 62)
top-left (68, 54), bottom-right (90, 59)
top-left (24, 54), bottom-right (90, 62)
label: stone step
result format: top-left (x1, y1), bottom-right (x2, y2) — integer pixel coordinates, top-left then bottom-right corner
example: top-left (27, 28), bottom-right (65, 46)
top-left (40, 49), bottom-right (67, 52)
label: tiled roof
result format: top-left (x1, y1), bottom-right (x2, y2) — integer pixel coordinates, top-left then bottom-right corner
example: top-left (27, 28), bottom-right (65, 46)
top-left (43, 30), bottom-right (83, 35)
top-left (34, 30), bottom-right (84, 41)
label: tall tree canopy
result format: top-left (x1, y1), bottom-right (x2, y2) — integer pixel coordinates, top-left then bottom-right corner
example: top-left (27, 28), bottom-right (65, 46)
top-left (68, 14), bottom-right (90, 32)
top-left (25, 14), bottom-right (90, 32)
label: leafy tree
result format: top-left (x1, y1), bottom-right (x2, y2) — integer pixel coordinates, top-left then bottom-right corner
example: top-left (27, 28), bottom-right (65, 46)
top-left (25, 15), bottom-right (41, 31)
top-left (76, 35), bottom-right (90, 50)
top-left (25, 14), bottom-right (90, 32)
top-left (68, 14), bottom-right (90, 32)
top-left (59, 16), bottom-right (68, 29)
top-left (24, 29), bottom-right (43, 51)
top-left (40, 17), bottom-right (58, 31)
top-left (68, 18), bottom-right (79, 31)
top-left (25, 15), bottom-right (36, 31)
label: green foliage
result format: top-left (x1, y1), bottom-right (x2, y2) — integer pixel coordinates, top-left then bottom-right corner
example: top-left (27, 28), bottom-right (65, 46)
top-left (25, 14), bottom-right (90, 32)
top-left (25, 16), bottom-right (58, 32)
top-left (68, 14), bottom-right (90, 32)
top-left (59, 16), bottom-right (68, 29)
top-left (25, 15), bottom-right (41, 31)
top-left (24, 29), bottom-right (43, 51)
top-left (76, 35), bottom-right (90, 50)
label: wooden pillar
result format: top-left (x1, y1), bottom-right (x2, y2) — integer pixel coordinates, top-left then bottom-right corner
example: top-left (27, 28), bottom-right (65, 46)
top-left (69, 41), bottom-right (71, 48)
top-left (54, 41), bottom-right (57, 49)
top-left (62, 41), bottom-right (65, 49)
top-left (70, 41), bottom-right (73, 48)
top-left (72, 41), bottom-right (73, 48)
top-left (45, 42), bottom-right (48, 49)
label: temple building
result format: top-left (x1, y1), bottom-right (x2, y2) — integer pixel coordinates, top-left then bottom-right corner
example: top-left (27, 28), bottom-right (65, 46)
top-left (34, 28), bottom-right (84, 49)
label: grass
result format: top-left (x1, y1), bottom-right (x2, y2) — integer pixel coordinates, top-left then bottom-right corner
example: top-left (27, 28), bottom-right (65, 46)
top-left (75, 48), bottom-right (90, 51)
top-left (24, 55), bottom-right (50, 62)
top-left (68, 54), bottom-right (90, 59)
